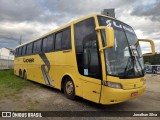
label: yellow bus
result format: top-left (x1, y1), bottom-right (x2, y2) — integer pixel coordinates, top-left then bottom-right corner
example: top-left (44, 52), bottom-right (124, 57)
top-left (14, 14), bottom-right (155, 104)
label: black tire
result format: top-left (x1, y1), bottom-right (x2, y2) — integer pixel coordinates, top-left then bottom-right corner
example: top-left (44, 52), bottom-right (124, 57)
top-left (63, 77), bottom-right (75, 100)
top-left (23, 71), bottom-right (27, 80)
top-left (19, 70), bottom-right (23, 78)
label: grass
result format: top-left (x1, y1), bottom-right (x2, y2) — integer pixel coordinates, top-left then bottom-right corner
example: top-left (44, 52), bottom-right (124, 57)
top-left (0, 70), bottom-right (40, 100)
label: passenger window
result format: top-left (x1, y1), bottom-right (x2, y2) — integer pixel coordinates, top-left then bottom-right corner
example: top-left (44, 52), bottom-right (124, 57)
top-left (22, 46), bottom-right (26, 56)
top-left (47, 34), bottom-right (54, 52)
top-left (15, 48), bottom-right (18, 57)
top-left (55, 32), bottom-right (62, 50)
top-left (26, 43), bottom-right (33, 55)
top-left (62, 28), bottom-right (71, 50)
top-left (42, 38), bottom-right (47, 52)
top-left (18, 47), bottom-right (22, 56)
top-left (33, 41), bottom-right (38, 54)
top-left (36, 40), bottom-right (42, 53)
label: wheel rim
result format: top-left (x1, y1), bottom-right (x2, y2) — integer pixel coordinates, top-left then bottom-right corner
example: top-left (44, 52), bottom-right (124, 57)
top-left (66, 81), bottom-right (74, 95)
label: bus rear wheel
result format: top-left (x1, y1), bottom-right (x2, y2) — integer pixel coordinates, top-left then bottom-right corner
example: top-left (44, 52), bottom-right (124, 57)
top-left (23, 71), bottom-right (27, 80)
top-left (63, 77), bottom-right (75, 100)
top-left (19, 70), bottom-right (23, 78)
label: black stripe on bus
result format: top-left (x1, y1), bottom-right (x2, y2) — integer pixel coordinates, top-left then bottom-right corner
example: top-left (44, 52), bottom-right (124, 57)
top-left (39, 53), bottom-right (53, 86)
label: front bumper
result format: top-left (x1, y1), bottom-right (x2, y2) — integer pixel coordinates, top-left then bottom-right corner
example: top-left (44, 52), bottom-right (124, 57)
top-left (100, 84), bottom-right (146, 105)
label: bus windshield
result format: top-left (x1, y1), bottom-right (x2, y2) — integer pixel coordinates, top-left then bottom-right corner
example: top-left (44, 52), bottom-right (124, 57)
top-left (98, 16), bottom-right (144, 78)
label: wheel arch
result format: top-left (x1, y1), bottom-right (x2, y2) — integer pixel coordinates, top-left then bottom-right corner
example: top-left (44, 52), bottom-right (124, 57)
top-left (23, 68), bottom-right (27, 74)
top-left (19, 69), bottom-right (22, 75)
top-left (61, 74), bottom-right (75, 92)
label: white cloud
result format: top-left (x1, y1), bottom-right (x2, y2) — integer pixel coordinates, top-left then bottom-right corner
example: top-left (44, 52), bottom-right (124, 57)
top-left (0, 21), bottom-right (58, 48)
top-left (0, 0), bottom-right (159, 51)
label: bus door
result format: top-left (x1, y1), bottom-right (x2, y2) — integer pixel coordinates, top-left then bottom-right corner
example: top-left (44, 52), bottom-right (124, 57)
top-left (74, 18), bottom-right (102, 103)
top-left (82, 38), bottom-right (102, 103)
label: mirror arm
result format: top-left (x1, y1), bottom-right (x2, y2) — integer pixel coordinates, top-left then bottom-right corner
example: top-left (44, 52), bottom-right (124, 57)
top-left (99, 46), bottom-right (108, 52)
top-left (95, 26), bottom-right (106, 31)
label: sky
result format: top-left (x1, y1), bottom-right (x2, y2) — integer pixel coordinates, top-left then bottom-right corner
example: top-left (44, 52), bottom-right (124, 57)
top-left (0, 0), bottom-right (159, 53)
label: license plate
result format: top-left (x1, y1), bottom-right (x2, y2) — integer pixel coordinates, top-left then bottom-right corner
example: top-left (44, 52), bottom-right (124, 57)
top-left (131, 92), bottom-right (138, 97)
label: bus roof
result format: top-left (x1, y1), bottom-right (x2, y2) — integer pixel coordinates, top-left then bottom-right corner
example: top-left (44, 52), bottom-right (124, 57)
top-left (16, 14), bottom-right (115, 48)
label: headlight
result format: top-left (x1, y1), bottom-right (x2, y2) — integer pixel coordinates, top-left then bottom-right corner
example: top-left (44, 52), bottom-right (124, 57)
top-left (103, 81), bottom-right (122, 89)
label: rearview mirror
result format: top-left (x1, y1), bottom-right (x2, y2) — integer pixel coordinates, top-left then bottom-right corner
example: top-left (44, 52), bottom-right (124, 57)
top-left (138, 39), bottom-right (155, 56)
top-left (96, 26), bottom-right (114, 50)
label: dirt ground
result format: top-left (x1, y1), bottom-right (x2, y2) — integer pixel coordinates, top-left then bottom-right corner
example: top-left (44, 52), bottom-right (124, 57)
top-left (0, 74), bottom-right (160, 119)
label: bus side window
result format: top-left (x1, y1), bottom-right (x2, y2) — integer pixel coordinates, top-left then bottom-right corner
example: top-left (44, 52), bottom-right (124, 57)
top-left (18, 47), bottom-right (22, 57)
top-left (21, 47), bottom-right (24, 56)
top-left (42, 38), bottom-right (47, 52)
top-left (55, 32), bottom-right (62, 50)
top-left (33, 40), bottom-right (42, 54)
top-left (62, 27), bottom-right (71, 50)
top-left (26, 43), bottom-right (33, 55)
top-left (22, 45), bottom-right (26, 56)
top-left (33, 41), bottom-right (37, 54)
top-left (36, 40), bottom-right (42, 53)
top-left (47, 34), bottom-right (54, 52)
top-left (15, 48), bottom-right (18, 57)
top-left (16, 48), bottom-right (18, 57)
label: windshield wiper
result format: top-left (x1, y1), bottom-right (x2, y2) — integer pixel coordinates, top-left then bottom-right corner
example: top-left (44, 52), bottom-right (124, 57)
top-left (124, 56), bottom-right (135, 77)
top-left (121, 26), bottom-right (139, 77)
top-left (131, 44), bottom-right (144, 75)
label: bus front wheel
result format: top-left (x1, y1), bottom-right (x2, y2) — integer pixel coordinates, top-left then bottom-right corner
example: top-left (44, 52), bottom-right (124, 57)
top-left (63, 77), bottom-right (75, 100)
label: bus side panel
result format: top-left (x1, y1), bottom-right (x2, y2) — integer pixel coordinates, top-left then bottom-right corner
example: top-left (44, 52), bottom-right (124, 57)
top-left (50, 65), bottom-right (76, 89)
top-left (28, 55), bottom-right (46, 84)
top-left (14, 55), bottom-right (48, 85)
top-left (14, 58), bottom-right (19, 76)
top-left (45, 51), bottom-right (83, 96)
top-left (14, 58), bottom-right (20, 76)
